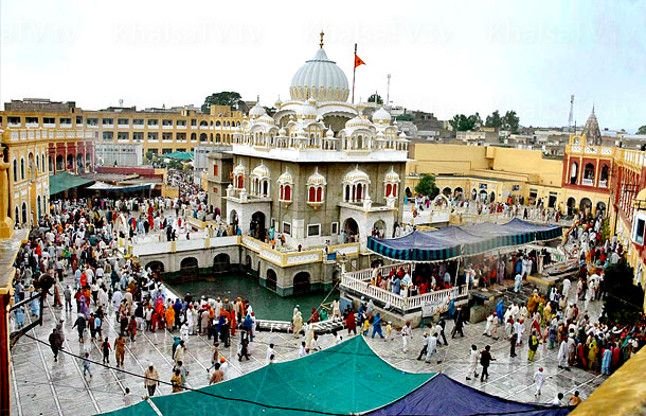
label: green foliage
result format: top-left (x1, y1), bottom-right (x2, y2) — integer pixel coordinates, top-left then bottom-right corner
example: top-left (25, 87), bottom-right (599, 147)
top-left (368, 94), bottom-right (383, 104)
top-left (603, 261), bottom-right (644, 324)
top-left (449, 113), bottom-right (481, 131)
top-left (201, 91), bottom-right (242, 113)
top-left (637, 125), bottom-right (646, 135)
top-left (485, 110), bottom-right (502, 128)
top-left (502, 110), bottom-right (520, 133)
top-left (414, 173), bottom-right (439, 198)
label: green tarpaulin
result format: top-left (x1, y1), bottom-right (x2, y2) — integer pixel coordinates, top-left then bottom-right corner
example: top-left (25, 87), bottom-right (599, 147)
top-left (49, 172), bottom-right (94, 195)
top-left (163, 151), bottom-right (194, 161)
top-left (98, 336), bottom-right (434, 416)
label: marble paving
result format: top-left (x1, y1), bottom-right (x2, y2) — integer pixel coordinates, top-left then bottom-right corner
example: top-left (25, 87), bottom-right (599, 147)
top-left (10, 278), bottom-right (606, 416)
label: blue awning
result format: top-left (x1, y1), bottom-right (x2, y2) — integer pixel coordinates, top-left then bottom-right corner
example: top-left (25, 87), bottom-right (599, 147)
top-left (368, 219), bottom-right (562, 262)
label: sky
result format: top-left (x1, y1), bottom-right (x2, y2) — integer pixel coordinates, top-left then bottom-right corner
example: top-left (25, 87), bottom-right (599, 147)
top-left (1, 0), bottom-right (645, 132)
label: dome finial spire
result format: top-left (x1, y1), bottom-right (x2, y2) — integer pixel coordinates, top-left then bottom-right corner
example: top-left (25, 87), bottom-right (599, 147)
top-left (319, 30), bottom-right (324, 48)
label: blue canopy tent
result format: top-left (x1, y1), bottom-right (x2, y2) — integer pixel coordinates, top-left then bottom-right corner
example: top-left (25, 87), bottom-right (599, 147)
top-left (367, 219), bottom-right (562, 262)
top-left (365, 373), bottom-right (572, 416)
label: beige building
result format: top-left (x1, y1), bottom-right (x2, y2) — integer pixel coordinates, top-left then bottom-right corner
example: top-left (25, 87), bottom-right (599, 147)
top-left (1, 99), bottom-right (244, 158)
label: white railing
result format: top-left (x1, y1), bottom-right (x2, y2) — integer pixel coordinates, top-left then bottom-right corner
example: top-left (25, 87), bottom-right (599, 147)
top-left (340, 273), bottom-right (404, 310)
top-left (582, 178), bottom-right (594, 186)
top-left (406, 286), bottom-right (467, 310)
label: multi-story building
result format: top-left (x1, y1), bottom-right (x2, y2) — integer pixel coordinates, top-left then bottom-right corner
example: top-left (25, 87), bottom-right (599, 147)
top-left (210, 38), bottom-right (409, 295)
top-left (1, 99), bottom-right (244, 159)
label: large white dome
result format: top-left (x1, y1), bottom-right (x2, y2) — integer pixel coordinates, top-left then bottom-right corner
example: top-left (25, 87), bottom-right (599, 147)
top-left (290, 48), bottom-right (349, 102)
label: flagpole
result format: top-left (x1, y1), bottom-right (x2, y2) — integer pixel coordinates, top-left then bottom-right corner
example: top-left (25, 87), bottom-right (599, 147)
top-left (352, 43), bottom-right (357, 104)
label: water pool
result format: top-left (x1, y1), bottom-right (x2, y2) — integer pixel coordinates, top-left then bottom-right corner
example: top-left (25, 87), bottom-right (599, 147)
top-left (166, 274), bottom-right (338, 322)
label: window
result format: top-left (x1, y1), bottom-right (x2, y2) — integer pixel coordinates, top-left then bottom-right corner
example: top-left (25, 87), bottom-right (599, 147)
top-left (43, 117), bottom-right (55, 124)
top-left (162, 132), bottom-right (172, 141)
top-left (13, 159), bottom-right (17, 182)
top-left (147, 119), bottom-right (158, 126)
top-left (102, 132), bottom-right (114, 141)
top-left (307, 224), bottom-right (321, 237)
top-left (147, 132), bottom-right (158, 141)
top-left (133, 132), bottom-right (144, 141)
top-left (176, 120), bottom-right (186, 126)
top-left (118, 118), bottom-right (129, 125)
top-left (87, 118), bottom-right (98, 126)
top-left (117, 132), bottom-right (129, 141)
top-left (213, 165), bottom-right (218, 176)
top-left (635, 218), bottom-right (645, 245)
top-left (60, 118), bottom-right (72, 125)
top-left (279, 184), bottom-right (292, 202)
top-left (102, 118), bottom-right (113, 125)
top-left (191, 119), bottom-right (197, 126)
top-left (75, 116), bottom-right (83, 125)
top-left (162, 119), bottom-right (173, 126)
top-left (8, 116), bottom-right (21, 125)
top-left (331, 222), bottom-right (339, 235)
top-left (176, 132), bottom-right (186, 141)
top-left (133, 119), bottom-right (144, 126)
top-left (26, 117), bottom-right (38, 124)
top-left (283, 222), bottom-right (291, 235)
top-left (20, 158), bottom-right (25, 179)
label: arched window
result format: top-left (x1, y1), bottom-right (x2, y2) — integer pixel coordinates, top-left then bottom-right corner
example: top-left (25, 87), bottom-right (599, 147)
top-left (583, 163), bottom-right (595, 185)
top-left (386, 183), bottom-right (393, 197)
top-left (284, 185), bottom-right (292, 201)
top-left (20, 158), bottom-right (25, 180)
top-left (308, 186), bottom-right (316, 202)
top-left (316, 187), bottom-right (322, 202)
top-left (13, 159), bottom-right (17, 182)
top-left (236, 175), bottom-right (244, 189)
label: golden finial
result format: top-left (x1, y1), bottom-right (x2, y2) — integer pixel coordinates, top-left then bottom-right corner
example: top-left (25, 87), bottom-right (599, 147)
top-left (320, 30), bottom-right (324, 48)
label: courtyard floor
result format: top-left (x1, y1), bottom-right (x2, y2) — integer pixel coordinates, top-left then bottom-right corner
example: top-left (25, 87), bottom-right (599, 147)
top-left (10, 279), bottom-right (606, 416)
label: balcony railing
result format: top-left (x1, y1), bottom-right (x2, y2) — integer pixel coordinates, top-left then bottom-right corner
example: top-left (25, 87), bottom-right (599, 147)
top-left (582, 178), bottom-right (594, 186)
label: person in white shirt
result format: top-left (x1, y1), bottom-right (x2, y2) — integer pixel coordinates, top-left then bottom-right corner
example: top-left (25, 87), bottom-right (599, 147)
top-left (266, 343), bottom-right (275, 363)
top-left (298, 341), bottom-right (307, 358)
top-left (551, 392), bottom-right (564, 405)
top-left (401, 321), bottom-right (412, 353)
top-left (466, 344), bottom-right (480, 380)
top-left (425, 333), bottom-right (438, 364)
top-left (533, 367), bottom-right (545, 397)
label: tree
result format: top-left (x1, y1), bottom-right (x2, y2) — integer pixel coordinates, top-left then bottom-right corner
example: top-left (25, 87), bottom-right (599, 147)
top-left (603, 261), bottom-right (644, 324)
top-left (485, 110), bottom-right (502, 128)
top-left (368, 94), bottom-right (383, 105)
top-left (414, 173), bottom-right (439, 198)
top-left (501, 110), bottom-right (520, 133)
top-left (201, 91), bottom-right (242, 113)
top-left (449, 114), bottom-right (479, 131)
top-left (637, 125), bottom-right (646, 135)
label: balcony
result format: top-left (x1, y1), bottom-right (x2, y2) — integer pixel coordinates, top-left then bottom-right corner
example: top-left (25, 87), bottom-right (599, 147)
top-left (599, 179), bottom-right (608, 188)
top-left (582, 178), bottom-right (594, 186)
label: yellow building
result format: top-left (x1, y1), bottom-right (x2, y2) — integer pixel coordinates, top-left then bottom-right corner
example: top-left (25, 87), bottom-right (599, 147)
top-left (1, 99), bottom-right (244, 156)
top-left (406, 143), bottom-right (567, 209)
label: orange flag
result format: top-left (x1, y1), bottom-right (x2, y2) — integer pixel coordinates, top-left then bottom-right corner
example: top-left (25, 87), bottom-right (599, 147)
top-left (354, 54), bottom-right (366, 69)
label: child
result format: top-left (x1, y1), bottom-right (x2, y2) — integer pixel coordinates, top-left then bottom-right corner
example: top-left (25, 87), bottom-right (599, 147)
top-left (385, 321), bottom-right (393, 341)
top-left (82, 352), bottom-right (92, 378)
top-left (534, 367), bottom-right (545, 397)
top-left (361, 319), bottom-right (370, 336)
top-left (101, 337), bottom-right (111, 364)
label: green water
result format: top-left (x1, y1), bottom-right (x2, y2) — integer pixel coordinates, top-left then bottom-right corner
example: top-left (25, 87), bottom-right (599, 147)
top-left (167, 274), bottom-right (338, 321)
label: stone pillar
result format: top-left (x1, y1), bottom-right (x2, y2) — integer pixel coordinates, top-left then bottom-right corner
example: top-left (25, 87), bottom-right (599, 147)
top-left (0, 162), bottom-right (15, 239)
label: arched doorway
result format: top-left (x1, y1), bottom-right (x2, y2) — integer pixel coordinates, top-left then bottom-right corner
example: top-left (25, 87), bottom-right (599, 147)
top-left (213, 253), bottom-right (231, 273)
top-left (596, 201), bottom-right (607, 217)
top-left (567, 197), bottom-right (576, 216)
top-left (145, 261), bottom-right (165, 274)
top-left (21, 202), bottom-right (27, 224)
top-left (229, 209), bottom-right (239, 226)
top-left (250, 211), bottom-right (266, 241)
top-left (579, 198), bottom-right (592, 215)
top-left (266, 269), bottom-right (277, 291)
top-left (453, 187), bottom-right (464, 200)
top-left (342, 218), bottom-right (359, 243)
top-left (293, 272), bottom-right (311, 296)
top-left (372, 219), bottom-right (386, 238)
top-left (180, 257), bottom-right (198, 276)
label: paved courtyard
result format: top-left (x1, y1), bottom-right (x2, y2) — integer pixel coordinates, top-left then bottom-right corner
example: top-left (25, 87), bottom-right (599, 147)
top-left (10, 279), bottom-right (606, 416)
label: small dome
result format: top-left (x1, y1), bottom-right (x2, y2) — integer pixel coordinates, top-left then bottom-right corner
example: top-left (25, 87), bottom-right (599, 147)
top-left (325, 127), bottom-right (334, 137)
top-left (233, 162), bottom-right (245, 176)
top-left (277, 168), bottom-right (294, 185)
top-left (249, 102), bottom-right (266, 118)
top-left (398, 132), bottom-right (407, 140)
top-left (375, 131), bottom-right (386, 141)
top-left (256, 114), bottom-right (275, 125)
top-left (345, 115), bottom-right (373, 130)
top-left (372, 107), bottom-right (391, 124)
top-left (298, 99), bottom-right (318, 118)
top-left (251, 162), bottom-right (270, 179)
top-left (306, 167), bottom-right (327, 186)
top-left (290, 48), bottom-right (349, 102)
top-left (383, 166), bottom-right (400, 183)
top-left (344, 165), bottom-right (371, 184)
top-left (278, 127), bottom-right (287, 136)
